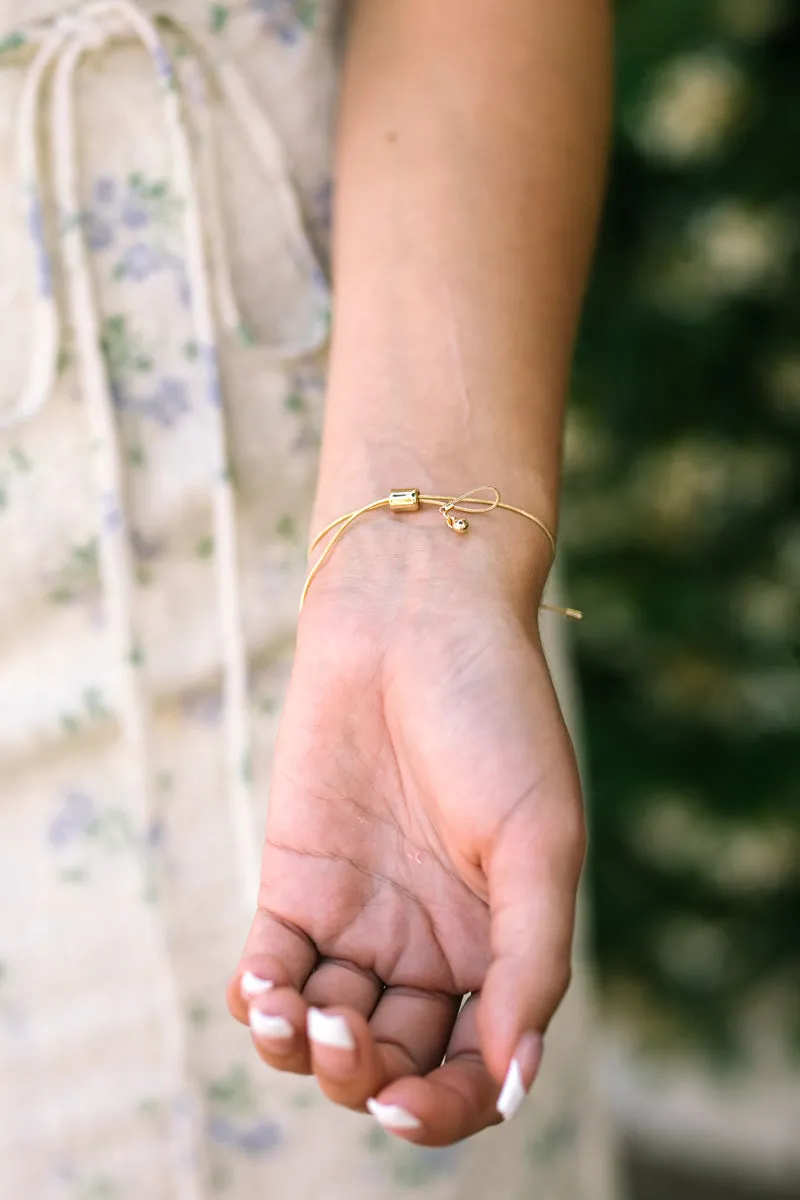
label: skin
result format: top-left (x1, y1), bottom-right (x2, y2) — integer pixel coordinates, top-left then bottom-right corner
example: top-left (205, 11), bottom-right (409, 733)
top-left (228, 0), bottom-right (612, 1146)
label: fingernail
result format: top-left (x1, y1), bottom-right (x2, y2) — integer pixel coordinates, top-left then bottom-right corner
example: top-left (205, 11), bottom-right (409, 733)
top-left (249, 1009), bottom-right (294, 1040)
top-left (307, 1008), bottom-right (355, 1050)
top-left (497, 1033), bottom-right (544, 1121)
top-left (241, 971), bottom-right (274, 998)
top-left (366, 1098), bottom-right (422, 1131)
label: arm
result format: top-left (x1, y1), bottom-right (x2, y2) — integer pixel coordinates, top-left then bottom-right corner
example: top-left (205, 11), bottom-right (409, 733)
top-left (230, 0), bottom-right (612, 1145)
top-left (316, 0), bottom-right (611, 593)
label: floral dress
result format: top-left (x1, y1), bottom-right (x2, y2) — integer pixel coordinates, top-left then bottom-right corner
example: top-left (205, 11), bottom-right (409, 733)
top-left (0, 3), bottom-right (619, 1197)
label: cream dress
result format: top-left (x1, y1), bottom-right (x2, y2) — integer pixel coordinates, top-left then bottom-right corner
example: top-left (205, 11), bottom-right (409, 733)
top-left (0, 2), bottom-right (618, 1197)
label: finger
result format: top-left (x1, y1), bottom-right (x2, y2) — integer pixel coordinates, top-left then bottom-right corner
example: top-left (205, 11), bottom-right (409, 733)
top-left (371, 987), bottom-right (459, 1077)
top-left (477, 788), bottom-right (584, 1121)
top-left (365, 996), bottom-right (500, 1145)
top-left (227, 906), bottom-right (318, 1025)
top-left (302, 959), bottom-right (383, 1016)
top-left (248, 985), bottom-right (312, 1075)
top-left (307, 988), bottom-right (458, 1112)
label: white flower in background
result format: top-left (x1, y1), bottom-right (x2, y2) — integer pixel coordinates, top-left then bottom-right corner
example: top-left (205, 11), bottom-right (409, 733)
top-left (627, 436), bottom-right (790, 534)
top-left (563, 407), bottom-right (612, 473)
top-left (776, 521), bottom-right (800, 584)
top-left (765, 354), bottom-right (800, 418)
top-left (656, 918), bottom-right (730, 989)
top-left (632, 52), bottom-right (746, 163)
top-left (736, 579), bottom-right (798, 645)
top-left (690, 200), bottom-right (795, 294)
top-left (716, 0), bottom-right (790, 42)
top-left (633, 797), bottom-right (799, 893)
top-left (654, 201), bottom-right (797, 310)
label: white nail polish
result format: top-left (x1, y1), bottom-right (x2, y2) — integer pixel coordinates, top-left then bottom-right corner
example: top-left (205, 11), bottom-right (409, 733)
top-left (497, 1058), bottom-right (527, 1121)
top-left (366, 1098), bottom-right (422, 1131)
top-left (249, 1009), bottom-right (294, 1040)
top-left (307, 1008), bottom-right (355, 1050)
top-left (241, 971), bottom-right (274, 998)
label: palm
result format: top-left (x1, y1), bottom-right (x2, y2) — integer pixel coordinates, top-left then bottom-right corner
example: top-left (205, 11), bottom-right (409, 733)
top-left (230, 598), bottom-right (585, 1145)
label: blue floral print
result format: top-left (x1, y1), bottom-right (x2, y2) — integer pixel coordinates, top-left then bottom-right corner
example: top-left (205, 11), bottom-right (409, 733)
top-left (251, 0), bottom-right (309, 44)
top-left (101, 315), bottom-right (192, 427)
top-left (205, 1064), bottom-right (285, 1160)
top-left (79, 172), bottom-right (188, 302)
top-left (47, 790), bottom-right (96, 848)
top-left (208, 1116), bottom-right (283, 1155)
top-left (28, 193), bottom-right (53, 297)
top-left (47, 788), bottom-right (163, 895)
top-left (152, 41), bottom-right (176, 86)
top-left (200, 343), bottom-right (224, 409)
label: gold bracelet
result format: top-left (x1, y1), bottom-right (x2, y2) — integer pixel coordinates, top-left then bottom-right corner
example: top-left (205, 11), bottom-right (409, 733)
top-left (300, 485), bottom-right (582, 620)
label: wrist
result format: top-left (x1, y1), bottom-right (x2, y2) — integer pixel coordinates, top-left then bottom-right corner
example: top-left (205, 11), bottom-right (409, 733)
top-left (307, 462), bottom-right (557, 624)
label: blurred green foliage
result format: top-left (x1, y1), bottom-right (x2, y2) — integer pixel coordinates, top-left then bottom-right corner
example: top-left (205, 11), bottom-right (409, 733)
top-left (568, 0), bottom-right (800, 1054)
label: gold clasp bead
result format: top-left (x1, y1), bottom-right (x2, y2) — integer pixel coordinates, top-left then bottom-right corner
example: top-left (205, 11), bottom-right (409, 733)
top-left (388, 489), bottom-right (421, 512)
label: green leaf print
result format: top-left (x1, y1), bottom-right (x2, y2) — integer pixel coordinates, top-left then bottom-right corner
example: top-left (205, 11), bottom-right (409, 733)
top-left (127, 172), bottom-right (183, 227)
top-left (206, 1064), bottom-right (257, 1115)
top-left (156, 770), bottom-right (174, 795)
top-left (60, 713), bottom-right (82, 737)
top-left (188, 1003), bottom-right (210, 1027)
top-left (391, 1153), bottom-right (435, 1188)
top-left (87, 808), bottom-right (137, 853)
top-left (276, 515), bottom-right (296, 540)
top-left (9, 446), bottom-right (31, 473)
top-left (59, 866), bottom-right (90, 885)
top-left (137, 1097), bottom-right (164, 1118)
top-left (210, 1162), bottom-right (233, 1193)
top-left (129, 643), bottom-right (145, 668)
top-left (525, 1115), bottom-right (577, 1166)
top-left (210, 4), bottom-right (230, 35)
top-left (0, 445), bottom-right (34, 514)
top-left (0, 30), bottom-right (26, 56)
top-left (296, 0), bottom-right (318, 31)
top-left (47, 540), bottom-right (99, 606)
top-left (236, 321), bottom-right (255, 347)
top-left (101, 316), bottom-right (154, 383)
top-left (80, 1177), bottom-right (118, 1200)
top-left (84, 687), bottom-right (110, 721)
top-left (365, 1125), bottom-right (391, 1153)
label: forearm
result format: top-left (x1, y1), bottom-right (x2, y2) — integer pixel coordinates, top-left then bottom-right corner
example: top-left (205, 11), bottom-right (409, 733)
top-left (313, 0), bottom-right (611, 601)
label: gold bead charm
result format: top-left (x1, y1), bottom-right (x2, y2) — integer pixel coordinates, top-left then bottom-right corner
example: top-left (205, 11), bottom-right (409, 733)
top-left (440, 499), bottom-right (470, 533)
top-left (388, 489), bottom-right (421, 512)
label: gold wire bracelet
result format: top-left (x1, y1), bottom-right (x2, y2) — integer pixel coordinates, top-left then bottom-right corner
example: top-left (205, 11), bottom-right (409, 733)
top-left (300, 485), bottom-right (582, 620)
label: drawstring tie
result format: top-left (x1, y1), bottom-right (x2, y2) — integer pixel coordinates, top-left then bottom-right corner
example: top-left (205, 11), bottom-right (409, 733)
top-left (0, 5), bottom-right (330, 1195)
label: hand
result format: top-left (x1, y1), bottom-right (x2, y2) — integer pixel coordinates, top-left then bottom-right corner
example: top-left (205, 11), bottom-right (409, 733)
top-left (227, 523), bottom-right (585, 1146)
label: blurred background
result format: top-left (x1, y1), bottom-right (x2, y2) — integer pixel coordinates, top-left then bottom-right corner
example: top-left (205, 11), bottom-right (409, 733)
top-left (565, 1), bottom-right (799, 1197)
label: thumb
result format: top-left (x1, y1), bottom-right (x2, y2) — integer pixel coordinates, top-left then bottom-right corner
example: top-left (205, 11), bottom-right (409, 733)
top-left (476, 791), bottom-right (585, 1121)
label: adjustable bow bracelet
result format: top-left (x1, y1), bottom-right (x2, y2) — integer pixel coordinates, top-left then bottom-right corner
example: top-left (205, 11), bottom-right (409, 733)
top-left (300, 485), bottom-right (583, 620)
